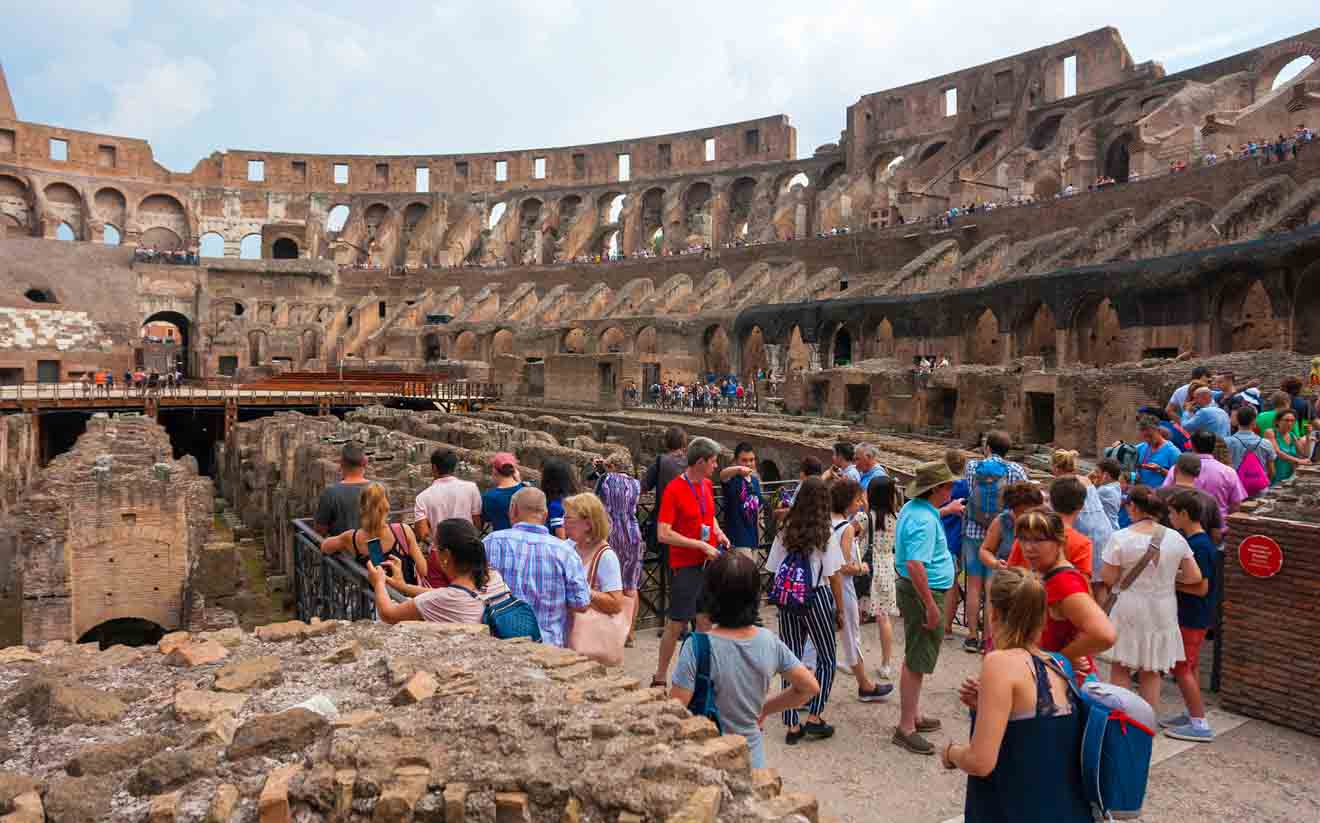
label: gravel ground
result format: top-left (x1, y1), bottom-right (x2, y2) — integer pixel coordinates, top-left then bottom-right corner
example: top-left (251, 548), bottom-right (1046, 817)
top-left (617, 606), bottom-right (1320, 823)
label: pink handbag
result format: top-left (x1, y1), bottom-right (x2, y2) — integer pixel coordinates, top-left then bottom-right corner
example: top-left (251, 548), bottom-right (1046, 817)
top-left (568, 545), bottom-right (635, 666)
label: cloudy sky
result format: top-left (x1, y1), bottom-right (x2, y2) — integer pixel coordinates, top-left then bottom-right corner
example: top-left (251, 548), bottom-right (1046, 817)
top-left (1, 2), bottom-right (1311, 171)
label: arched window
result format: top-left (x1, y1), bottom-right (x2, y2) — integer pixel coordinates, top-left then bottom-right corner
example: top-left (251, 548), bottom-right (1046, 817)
top-left (1272, 55), bottom-right (1314, 90)
top-left (326, 205), bottom-right (350, 233)
top-left (272, 238), bottom-right (299, 259)
top-left (199, 232), bottom-right (225, 258)
top-left (102, 224), bottom-right (121, 246)
top-left (239, 234), bottom-right (262, 260)
top-left (56, 222), bottom-right (76, 241)
top-left (488, 202), bottom-right (507, 229)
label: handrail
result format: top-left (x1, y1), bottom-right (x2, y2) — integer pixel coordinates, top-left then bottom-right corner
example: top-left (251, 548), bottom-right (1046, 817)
top-left (290, 515), bottom-right (407, 623)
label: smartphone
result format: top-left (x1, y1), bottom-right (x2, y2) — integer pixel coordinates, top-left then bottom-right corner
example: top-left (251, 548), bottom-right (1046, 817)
top-left (366, 537), bottom-right (385, 567)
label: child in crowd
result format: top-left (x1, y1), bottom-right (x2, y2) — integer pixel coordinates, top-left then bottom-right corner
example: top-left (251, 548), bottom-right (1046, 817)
top-left (1094, 458), bottom-right (1124, 530)
top-left (867, 476), bottom-right (902, 680)
top-left (1161, 491), bottom-right (1218, 743)
top-left (832, 479), bottom-right (893, 701)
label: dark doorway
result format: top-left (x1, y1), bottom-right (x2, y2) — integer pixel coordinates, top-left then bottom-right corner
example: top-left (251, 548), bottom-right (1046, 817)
top-left (527, 362), bottom-right (545, 399)
top-left (1105, 138), bottom-right (1131, 183)
top-left (159, 408), bottom-right (224, 476)
top-left (0, 368), bottom-right (22, 385)
top-left (1026, 392), bottom-right (1056, 443)
top-left (598, 363), bottom-right (616, 402)
top-left (272, 238), bottom-right (299, 259)
top-left (846, 384), bottom-right (871, 414)
top-left (642, 363), bottom-right (660, 393)
top-left (141, 311), bottom-right (190, 377)
top-left (218, 356), bottom-right (238, 376)
top-left (40, 410), bottom-right (91, 465)
top-left (833, 329), bottom-right (853, 366)
top-left (78, 617), bottom-right (166, 650)
top-left (927, 388), bottom-right (958, 428)
top-left (37, 360), bottom-right (60, 383)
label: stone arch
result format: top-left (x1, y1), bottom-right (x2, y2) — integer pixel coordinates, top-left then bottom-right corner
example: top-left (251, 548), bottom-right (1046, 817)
top-left (1103, 134), bottom-right (1132, 183)
top-left (1294, 264), bottom-right (1320, 354)
top-left (775, 170), bottom-right (811, 196)
top-left (598, 192), bottom-right (625, 225)
top-left (248, 329), bottom-right (268, 366)
top-left (0, 174), bottom-right (32, 235)
top-left (965, 308), bottom-right (1001, 364)
top-left (239, 233), bottom-right (262, 259)
top-left (558, 194), bottom-right (583, 228)
top-left (1215, 277), bottom-right (1282, 354)
top-left (142, 310), bottom-right (191, 375)
top-left (818, 162), bottom-right (847, 190)
top-left (44, 182), bottom-right (83, 238)
top-left (918, 141), bottom-right (947, 165)
top-left (453, 330), bottom-right (481, 360)
top-left (137, 193), bottom-right (190, 241)
top-left (869, 152), bottom-right (902, 183)
top-left (726, 177), bottom-right (756, 241)
top-left (1015, 303), bottom-right (1057, 363)
top-left (102, 224), bottom-right (121, 246)
top-left (55, 222), bottom-right (76, 241)
top-left (272, 237), bottom-right (299, 259)
top-left (326, 204), bottom-right (351, 233)
top-left (598, 326), bottom-right (626, 354)
top-left (364, 203), bottom-right (390, 236)
top-left (972, 129), bottom-right (1002, 154)
top-left (683, 182), bottom-right (713, 245)
top-left (830, 324), bottom-right (854, 366)
top-left (141, 227), bottom-right (182, 250)
top-left (517, 198), bottom-right (543, 263)
top-left (93, 187), bottom-right (127, 232)
top-left (637, 326), bottom-right (658, 357)
top-left (300, 329), bottom-right (321, 367)
top-left (702, 324), bottom-right (731, 375)
top-left (640, 187), bottom-right (666, 246)
top-left (1028, 115), bottom-right (1065, 151)
top-left (199, 232), bottom-right (225, 257)
top-left (1071, 297), bottom-right (1124, 366)
top-left (1257, 49), bottom-right (1319, 97)
top-left (490, 328), bottom-right (514, 357)
top-left (1101, 96), bottom-right (1128, 116)
top-left (561, 327), bottom-right (589, 354)
top-left (1138, 94), bottom-right (1167, 113)
top-left (742, 325), bottom-right (767, 379)
top-left (873, 317), bottom-right (896, 358)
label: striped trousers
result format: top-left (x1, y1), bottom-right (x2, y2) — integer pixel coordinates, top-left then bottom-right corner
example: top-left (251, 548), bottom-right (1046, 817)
top-left (778, 585), bottom-right (837, 727)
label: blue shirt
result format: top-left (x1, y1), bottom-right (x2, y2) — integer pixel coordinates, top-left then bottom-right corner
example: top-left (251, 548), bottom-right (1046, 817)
top-left (483, 523), bottom-right (591, 647)
top-left (481, 483), bottom-right (525, 532)
top-left (894, 498), bottom-right (955, 591)
top-left (1095, 481), bottom-right (1123, 530)
top-left (941, 479), bottom-right (969, 558)
top-left (1180, 405), bottom-right (1231, 440)
top-left (720, 475), bottom-right (763, 549)
top-left (547, 497), bottom-right (566, 533)
top-left (1177, 531), bottom-right (1217, 629)
top-left (1135, 440), bottom-right (1181, 487)
top-left (859, 465), bottom-right (887, 490)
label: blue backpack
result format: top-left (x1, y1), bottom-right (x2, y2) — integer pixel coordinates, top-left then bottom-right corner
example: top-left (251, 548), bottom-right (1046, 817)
top-left (453, 585), bottom-right (542, 642)
top-left (1048, 655), bottom-right (1155, 820)
top-left (768, 551), bottom-right (819, 614)
top-left (683, 633), bottom-right (722, 732)
top-left (969, 458), bottom-right (1009, 529)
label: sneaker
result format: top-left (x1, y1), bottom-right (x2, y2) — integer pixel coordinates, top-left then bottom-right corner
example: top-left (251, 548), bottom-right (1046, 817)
top-left (1165, 723), bottom-right (1215, 743)
top-left (962, 636), bottom-right (981, 654)
top-left (1158, 711), bottom-right (1190, 729)
top-left (803, 720), bottom-right (835, 739)
top-left (858, 683), bottom-right (894, 702)
top-left (836, 663), bottom-right (852, 675)
top-left (877, 665), bottom-right (894, 682)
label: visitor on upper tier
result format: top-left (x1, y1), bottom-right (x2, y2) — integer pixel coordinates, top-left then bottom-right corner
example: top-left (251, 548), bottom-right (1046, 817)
top-left (1181, 386), bottom-right (1231, 440)
top-left (480, 453), bottom-right (525, 533)
top-left (368, 518), bottom-right (508, 625)
top-left (414, 448), bottom-right (482, 549)
top-left (652, 437), bottom-right (730, 689)
top-left (669, 552), bottom-right (818, 769)
top-left (1133, 415), bottom-right (1182, 488)
top-left (1166, 366), bottom-right (1215, 420)
top-left (314, 443), bottom-right (371, 536)
top-left (483, 487), bottom-right (591, 647)
top-left (946, 566), bottom-right (1093, 822)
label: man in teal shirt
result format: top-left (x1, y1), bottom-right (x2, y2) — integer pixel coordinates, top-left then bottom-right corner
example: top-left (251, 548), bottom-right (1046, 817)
top-left (892, 461), bottom-right (956, 756)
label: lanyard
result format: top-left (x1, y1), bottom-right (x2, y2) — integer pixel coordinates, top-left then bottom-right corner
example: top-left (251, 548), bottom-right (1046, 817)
top-left (683, 475), bottom-right (707, 519)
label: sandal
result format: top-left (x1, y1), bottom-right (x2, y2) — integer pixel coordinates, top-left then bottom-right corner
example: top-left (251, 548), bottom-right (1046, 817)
top-left (892, 727), bottom-right (935, 755)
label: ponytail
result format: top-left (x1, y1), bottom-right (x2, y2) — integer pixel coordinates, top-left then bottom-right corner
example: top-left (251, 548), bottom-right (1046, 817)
top-left (436, 518), bottom-right (490, 589)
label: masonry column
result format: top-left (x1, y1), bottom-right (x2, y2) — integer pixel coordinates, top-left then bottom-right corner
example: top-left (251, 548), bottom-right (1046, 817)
top-left (1054, 328), bottom-right (1069, 368)
top-left (765, 344), bottom-right (783, 380)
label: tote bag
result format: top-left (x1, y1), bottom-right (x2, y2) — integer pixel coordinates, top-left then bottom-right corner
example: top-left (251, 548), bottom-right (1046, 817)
top-left (568, 545), bottom-right (635, 666)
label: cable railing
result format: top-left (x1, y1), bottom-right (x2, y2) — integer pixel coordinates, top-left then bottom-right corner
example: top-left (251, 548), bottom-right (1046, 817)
top-left (0, 380), bottom-right (501, 407)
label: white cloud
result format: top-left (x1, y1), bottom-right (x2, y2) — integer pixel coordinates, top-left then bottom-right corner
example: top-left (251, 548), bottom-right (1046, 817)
top-left (97, 56), bottom-right (217, 139)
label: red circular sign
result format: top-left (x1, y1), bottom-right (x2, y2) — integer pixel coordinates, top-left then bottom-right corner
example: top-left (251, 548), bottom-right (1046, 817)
top-left (1238, 535), bottom-right (1283, 578)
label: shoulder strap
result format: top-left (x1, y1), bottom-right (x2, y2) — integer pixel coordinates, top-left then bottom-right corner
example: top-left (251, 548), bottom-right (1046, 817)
top-left (388, 522), bottom-right (405, 548)
top-left (449, 583), bottom-right (479, 598)
top-left (585, 544), bottom-right (609, 587)
top-left (1116, 524), bottom-right (1165, 594)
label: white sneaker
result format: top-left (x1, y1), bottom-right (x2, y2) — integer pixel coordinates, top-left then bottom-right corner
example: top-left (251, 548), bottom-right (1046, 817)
top-left (877, 665), bottom-right (894, 681)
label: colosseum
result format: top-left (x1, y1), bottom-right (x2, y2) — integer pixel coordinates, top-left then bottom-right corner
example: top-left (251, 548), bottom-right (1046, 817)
top-left (2, 22), bottom-right (1320, 823)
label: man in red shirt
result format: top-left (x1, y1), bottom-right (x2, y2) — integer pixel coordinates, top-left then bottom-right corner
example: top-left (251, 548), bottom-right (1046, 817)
top-left (652, 436), bottom-right (730, 688)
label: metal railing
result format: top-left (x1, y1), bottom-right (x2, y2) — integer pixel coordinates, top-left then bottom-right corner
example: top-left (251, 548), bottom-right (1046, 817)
top-left (0, 380), bottom-right (500, 408)
top-left (290, 515), bottom-right (406, 622)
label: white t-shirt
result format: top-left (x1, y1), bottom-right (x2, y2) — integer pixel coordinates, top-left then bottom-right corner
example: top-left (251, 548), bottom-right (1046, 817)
top-left (766, 527), bottom-right (844, 590)
top-left (414, 477), bottom-right (481, 531)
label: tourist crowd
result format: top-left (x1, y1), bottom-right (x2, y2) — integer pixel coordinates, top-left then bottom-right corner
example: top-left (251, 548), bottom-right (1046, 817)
top-left (134, 246), bottom-right (198, 265)
top-left (638, 377), bottom-right (755, 412)
top-left (79, 368), bottom-right (185, 398)
top-left (310, 359), bottom-right (1316, 817)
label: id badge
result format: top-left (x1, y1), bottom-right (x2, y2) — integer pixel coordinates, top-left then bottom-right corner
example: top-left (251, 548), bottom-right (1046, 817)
top-left (700, 524), bottom-right (712, 542)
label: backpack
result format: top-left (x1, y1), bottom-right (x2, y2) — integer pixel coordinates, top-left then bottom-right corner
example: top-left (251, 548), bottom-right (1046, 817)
top-left (970, 458), bottom-right (1009, 528)
top-left (768, 550), bottom-right (820, 614)
top-left (682, 632), bottom-right (722, 732)
top-left (453, 585), bottom-right (542, 642)
top-left (1104, 443), bottom-right (1141, 481)
top-left (1047, 655), bottom-right (1156, 820)
top-left (1233, 435), bottom-right (1271, 498)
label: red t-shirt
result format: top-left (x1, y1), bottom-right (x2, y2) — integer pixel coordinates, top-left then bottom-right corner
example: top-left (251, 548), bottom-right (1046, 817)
top-left (658, 473), bottom-right (716, 570)
top-left (1040, 565), bottom-right (1091, 663)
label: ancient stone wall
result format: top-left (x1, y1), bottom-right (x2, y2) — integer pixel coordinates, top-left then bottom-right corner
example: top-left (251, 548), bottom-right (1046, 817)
top-left (0, 414), bottom-right (213, 646)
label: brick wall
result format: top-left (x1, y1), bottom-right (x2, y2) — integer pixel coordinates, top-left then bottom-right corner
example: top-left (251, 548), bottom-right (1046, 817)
top-left (1219, 512), bottom-right (1320, 735)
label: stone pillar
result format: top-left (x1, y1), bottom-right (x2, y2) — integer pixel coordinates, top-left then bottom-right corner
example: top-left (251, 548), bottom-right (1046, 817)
top-left (1054, 328), bottom-right (1069, 368)
top-left (806, 343), bottom-right (821, 372)
top-left (1000, 332), bottom-right (1013, 365)
top-left (765, 344), bottom-right (783, 380)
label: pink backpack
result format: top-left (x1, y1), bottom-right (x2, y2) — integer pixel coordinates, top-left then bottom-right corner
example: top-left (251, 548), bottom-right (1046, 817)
top-left (1233, 435), bottom-right (1270, 497)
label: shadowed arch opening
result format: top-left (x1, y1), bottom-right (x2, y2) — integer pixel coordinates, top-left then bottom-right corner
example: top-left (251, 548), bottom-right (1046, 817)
top-left (562, 327), bottom-right (588, 354)
top-left (1072, 297), bottom-right (1123, 366)
top-left (637, 326), bottom-right (658, 357)
top-left (599, 326), bottom-right (626, 353)
top-left (919, 141), bottom-right (947, 164)
top-left (742, 326), bottom-right (767, 379)
top-left (1016, 303), bottom-right (1057, 364)
top-left (78, 617), bottom-right (166, 650)
top-left (702, 324), bottom-right (731, 375)
top-left (141, 226), bottom-right (182, 250)
top-left (453, 330), bottom-right (481, 360)
top-left (1028, 115), bottom-right (1065, 151)
top-left (1216, 278), bottom-right (1280, 354)
top-left (142, 310), bottom-right (190, 376)
top-left (272, 238), bottom-right (299, 259)
top-left (1104, 135), bottom-right (1132, 183)
top-left (965, 308), bottom-right (1000, 364)
top-left (832, 326), bottom-right (853, 366)
top-left (973, 130), bottom-right (1002, 154)
top-left (491, 328), bottom-right (514, 357)
top-left (684, 183), bottom-right (713, 244)
top-left (786, 326), bottom-right (811, 372)
top-left (1295, 266), bottom-right (1320, 354)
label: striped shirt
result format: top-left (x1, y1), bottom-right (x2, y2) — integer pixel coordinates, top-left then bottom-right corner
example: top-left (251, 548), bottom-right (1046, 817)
top-left (962, 457), bottom-right (1029, 542)
top-left (483, 523), bottom-right (591, 647)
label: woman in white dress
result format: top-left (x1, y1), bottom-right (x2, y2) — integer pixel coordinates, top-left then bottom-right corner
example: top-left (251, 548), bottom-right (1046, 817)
top-left (866, 476), bottom-right (901, 681)
top-left (1101, 485), bottom-right (1203, 712)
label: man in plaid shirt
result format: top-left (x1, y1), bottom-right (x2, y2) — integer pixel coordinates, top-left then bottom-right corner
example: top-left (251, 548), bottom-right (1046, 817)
top-left (483, 487), bottom-right (591, 646)
top-left (960, 431), bottom-right (1028, 652)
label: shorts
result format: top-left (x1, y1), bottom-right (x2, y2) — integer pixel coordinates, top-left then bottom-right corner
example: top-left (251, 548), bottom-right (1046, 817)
top-left (963, 536), bottom-right (993, 578)
top-left (896, 576), bottom-right (947, 675)
top-left (669, 564), bottom-right (706, 622)
top-left (1172, 626), bottom-right (1207, 678)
